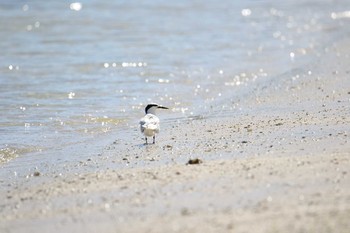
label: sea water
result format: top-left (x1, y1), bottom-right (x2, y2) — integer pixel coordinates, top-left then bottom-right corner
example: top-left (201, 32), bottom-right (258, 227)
top-left (1, 0), bottom-right (349, 168)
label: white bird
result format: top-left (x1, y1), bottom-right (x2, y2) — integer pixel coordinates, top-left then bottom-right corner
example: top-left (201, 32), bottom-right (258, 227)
top-left (139, 104), bottom-right (169, 144)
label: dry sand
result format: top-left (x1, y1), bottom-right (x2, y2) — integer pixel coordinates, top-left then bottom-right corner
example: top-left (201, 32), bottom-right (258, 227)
top-left (1, 39), bottom-right (350, 233)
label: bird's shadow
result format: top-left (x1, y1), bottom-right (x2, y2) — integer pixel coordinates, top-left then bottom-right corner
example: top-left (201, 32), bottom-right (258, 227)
top-left (136, 142), bottom-right (156, 149)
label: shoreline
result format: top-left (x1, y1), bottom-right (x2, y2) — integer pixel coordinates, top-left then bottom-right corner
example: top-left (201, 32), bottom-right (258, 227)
top-left (1, 36), bottom-right (350, 233)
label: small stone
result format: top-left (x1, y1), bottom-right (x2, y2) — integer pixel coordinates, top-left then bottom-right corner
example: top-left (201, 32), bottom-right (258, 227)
top-left (163, 145), bottom-right (173, 150)
top-left (187, 158), bottom-right (203, 165)
top-left (181, 208), bottom-right (190, 216)
top-left (33, 171), bottom-right (40, 177)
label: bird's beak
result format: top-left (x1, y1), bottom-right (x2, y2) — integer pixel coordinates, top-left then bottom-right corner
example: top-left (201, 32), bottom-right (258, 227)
top-left (158, 106), bottom-right (169, 109)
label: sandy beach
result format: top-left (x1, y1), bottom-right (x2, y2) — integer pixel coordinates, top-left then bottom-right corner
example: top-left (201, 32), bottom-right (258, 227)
top-left (1, 32), bottom-right (350, 233)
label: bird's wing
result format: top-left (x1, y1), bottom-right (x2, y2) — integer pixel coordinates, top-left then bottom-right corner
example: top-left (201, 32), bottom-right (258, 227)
top-left (139, 118), bottom-right (147, 133)
top-left (139, 114), bottom-right (160, 132)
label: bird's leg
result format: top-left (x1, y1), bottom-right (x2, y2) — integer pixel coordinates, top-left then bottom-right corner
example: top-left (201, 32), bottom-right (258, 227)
top-left (153, 135), bottom-right (156, 144)
top-left (145, 137), bottom-right (148, 145)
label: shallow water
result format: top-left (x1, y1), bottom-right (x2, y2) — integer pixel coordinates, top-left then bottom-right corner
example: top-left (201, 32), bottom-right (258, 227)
top-left (1, 0), bottom-right (349, 167)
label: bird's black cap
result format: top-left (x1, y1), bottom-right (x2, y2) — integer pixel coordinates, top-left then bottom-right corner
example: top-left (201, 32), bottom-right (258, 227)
top-left (145, 104), bottom-right (168, 114)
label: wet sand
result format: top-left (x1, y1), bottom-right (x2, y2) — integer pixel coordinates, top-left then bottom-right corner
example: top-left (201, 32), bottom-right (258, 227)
top-left (1, 39), bottom-right (350, 233)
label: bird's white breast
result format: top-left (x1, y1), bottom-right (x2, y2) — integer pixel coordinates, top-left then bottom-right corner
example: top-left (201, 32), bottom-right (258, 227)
top-left (140, 114), bottom-right (160, 136)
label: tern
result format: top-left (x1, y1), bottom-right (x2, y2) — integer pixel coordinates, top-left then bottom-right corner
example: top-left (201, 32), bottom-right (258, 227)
top-left (139, 104), bottom-right (169, 144)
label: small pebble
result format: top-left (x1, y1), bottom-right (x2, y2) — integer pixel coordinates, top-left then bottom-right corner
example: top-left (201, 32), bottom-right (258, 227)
top-left (187, 158), bottom-right (203, 165)
top-left (33, 171), bottom-right (41, 177)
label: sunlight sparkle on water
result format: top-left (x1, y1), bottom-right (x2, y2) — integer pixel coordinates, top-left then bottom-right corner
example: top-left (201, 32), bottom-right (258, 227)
top-left (331, 11), bottom-right (350, 19)
top-left (68, 92), bottom-right (76, 99)
top-left (104, 62), bottom-right (147, 68)
top-left (241, 9), bottom-right (252, 17)
top-left (22, 4), bottom-right (29, 11)
top-left (273, 31), bottom-right (281, 39)
top-left (270, 8), bottom-right (284, 17)
top-left (122, 62), bottom-right (147, 68)
top-left (158, 78), bottom-right (170, 83)
top-left (8, 65), bottom-right (19, 70)
top-left (290, 52), bottom-right (295, 61)
top-left (70, 2), bottom-right (82, 11)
